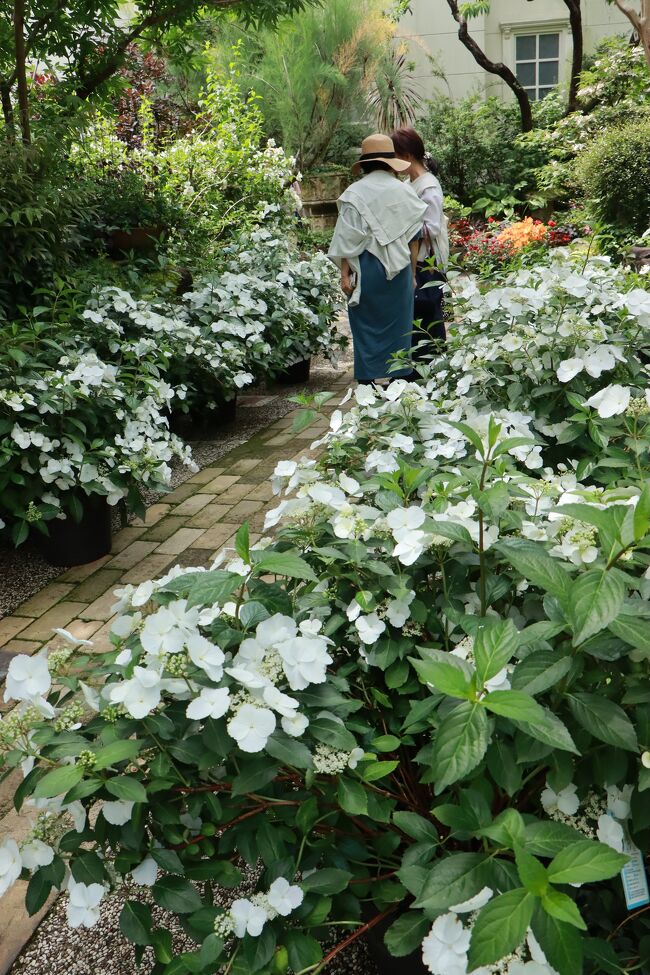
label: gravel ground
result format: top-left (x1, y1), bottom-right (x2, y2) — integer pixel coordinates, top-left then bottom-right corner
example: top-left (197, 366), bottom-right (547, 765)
top-left (11, 870), bottom-right (378, 975)
top-left (0, 329), bottom-right (353, 618)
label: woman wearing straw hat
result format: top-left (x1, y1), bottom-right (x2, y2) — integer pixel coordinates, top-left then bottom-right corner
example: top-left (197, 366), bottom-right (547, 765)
top-left (328, 133), bottom-right (427, 383)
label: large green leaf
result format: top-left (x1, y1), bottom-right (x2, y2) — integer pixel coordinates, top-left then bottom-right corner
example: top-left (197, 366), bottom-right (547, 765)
top-left (93, 739), bottom-right (141, 770)
top-left (541, 889), bottom-right (586, 930)
top-left (414, 853), bottom-right (487, 911)
top-left (548, 841), bottom-right (628, 884)
top-left (120, 901), bottom-right (153, 946)
top-left (474, 618), bottom-right (519, 685)
top-left (251, 550), bottom-right (316, 581)
top-left (106, 776), bottom-right (148, 803)
top-left (467, 888), bottom-right (535, 970)
top-left (411, 650), bottom-right (473, 699)
top-left (433, 700), bottom-right (489, 794)
top-left (393, 812), bottom-right (438, 844)
top-left (608, 613), bottom-right (650, 659)
top-left (153, 877), bottom-right (203, 914)
top-left (511, 650), bottom-right (572, 696)
top-left (300, 869), bottom-right (352, 895)
top-left (285, 932), bottom-right (322, 972)
top-left (384, 911), bottom-right (430, 958)
top-left (309, 715), bottom-right (357, 751)
top-left (337, 777), bottom-right (368, 816)
top-left (524, 820), bottom-right (584, 858)
top-left (532, 910), bottom-right (584, 975)
top-left (33, 764), bottom-right (83, 799)
top-left (483, 689), bottom-right (546, 721)
top-left (567, 569), bottom-right (625, 646)
top-left (185, 570), bottom-right (242, 609)
top-left (567, 692), bottom-right (638, 751)
top-left (496, 539), bottom-right (572, 601)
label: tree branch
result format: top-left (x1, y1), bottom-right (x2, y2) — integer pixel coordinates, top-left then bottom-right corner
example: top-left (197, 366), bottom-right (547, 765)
top-left (611, 0), bottom-right (643, 33)
top-left (444, 0), bottom-right (533, 131)
top-left (13, 0), bottom-right (31, 143)
top-left (562, 0), bottom-right (583, 113)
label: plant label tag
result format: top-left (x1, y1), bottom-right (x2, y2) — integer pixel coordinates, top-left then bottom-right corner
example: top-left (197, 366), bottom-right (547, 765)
top-left (621, 834), bottom-right (650, 911)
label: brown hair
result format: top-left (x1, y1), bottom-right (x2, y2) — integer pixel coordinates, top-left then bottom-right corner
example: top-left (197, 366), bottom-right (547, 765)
top-left (391, 126), bottom-right (439, 176)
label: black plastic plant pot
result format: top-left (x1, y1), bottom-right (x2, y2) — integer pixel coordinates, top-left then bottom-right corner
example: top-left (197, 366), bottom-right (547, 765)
top-left (169, 395), bottom-right (237, 439)
top-left (38, 494), bottom-right (112, 567)
top-left (363, 907), bottom-right (428, 975)
top-left (275, 357), bottom-right (311, 385)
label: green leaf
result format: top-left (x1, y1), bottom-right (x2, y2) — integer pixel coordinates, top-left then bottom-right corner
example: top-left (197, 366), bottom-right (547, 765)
top-left (483, 689), bottom-right (546, 721)
top-left (310, 715), bottom-right (357, 751)
top-left (567, 693), bottom-right (638, 751)
top-left (292, 408), bottom-right (318, 433)
top-left (467, 889), bottom-right (535, 969)
top-left (384, 911), bottom-right (430, 958)
top-left (120, 901), bottom-right (153, 946)
top-left (338, 777), bottom-right (368, 816)
top-left (265, 733), bottom-right (313, 769)
top-left (235, 522), bottom-right (250, 563)
top-left (285, 931), bottom-right (322, 971)
top-left (153, 877), bottom-right (203, 914)
top-left (515, 847), bottom-right (548, 895)
top-left (411, 650), bottom-right (473, 699)
top-left (242, 926), bottom-right (276, 972)
top-left (33, 764), bottom-right (83, 799)
top-left (301, 869), bottom-right (352, 895)
top-left (106, 776), bottom-right (148, 803)
top-left (541, 889), bottom-right (586, 930)
top-left (583, 937), bottom-right (621, 975)
top-left (474, 618), bottom-right (519, 685)
top-left (524, 820), bottom-right (584, 858)
top-left (496, 539), bottom-right (572, 601)
top-left (251, 550), bottom-right (316, 581)
top-left (414, 853), bottom-right (487, 911)
top-left (93, 740), bottom-right (141, 770)
top-left (361, 761), bottom-right (398, 782)
top-left (567, 569), bottom-right (625, 646)
top-left (372, 735), bottom-right (401, 752)
top-left (513, 708), bottom-right (579, 755)
top-left (185, 570), bottom-right (242, 609)
top-left (481, 809), bottom-right (525, 849)
top-left (532, 910), bottom-right (583, 975)
top-left (151, 848), bottom-right (185, 874)
top-left (433, 700), bottom-right (489, 794)
top-left (511, 651), bottom-right (573, 696)
top-left (393, 811), bottom-right (438, 844)
top-left (231, 759), bottom-right (280, 797)
top-left (608, 613), bottom-right (650, 658)
top-left (548, 841), bottom-right (628, 884)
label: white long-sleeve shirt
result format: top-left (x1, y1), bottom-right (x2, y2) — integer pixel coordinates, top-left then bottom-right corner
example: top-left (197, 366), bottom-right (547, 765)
top-left (411, 172), bottom-right (445, 264)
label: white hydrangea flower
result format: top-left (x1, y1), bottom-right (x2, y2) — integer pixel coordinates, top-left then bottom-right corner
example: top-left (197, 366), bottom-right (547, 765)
top-left (186, 687), bottom-right (230, 721)
top-left (541, 781), bottom-right (579, 816)
top-left (596, 814), bottom-right (625, 853)
top-left (355, 613), bottom-right (386, 645)
top-left (66, 880), bottom-right (107, 928)
top-left (108, 667), bottom-right (162, 719)
top-left (267, 878), bottom-right (304, 916)
top-left (102, 800), bottom-right (134, 826)
top-left (131, 856), bottom-right (158, 886)
top-left (230, 897), bottom-right (269, 937)
top-left (0, 839), bottom-right (22, 896)
top-left (4, 654), bottom-right (51, 703)
top-left (586, 384), bottom-right (631, 418)
top-left (227, 704), bottom-right (276, 752)
top-left (20, 839), bottom-right (54, 871)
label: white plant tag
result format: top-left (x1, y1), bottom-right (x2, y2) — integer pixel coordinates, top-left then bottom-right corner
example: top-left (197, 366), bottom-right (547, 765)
top-left (621, 833), bottom-right (650, 911)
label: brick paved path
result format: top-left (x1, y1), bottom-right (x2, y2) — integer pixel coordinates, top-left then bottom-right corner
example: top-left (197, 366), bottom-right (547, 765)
top-left (0, 369), bottom-right (351, 974)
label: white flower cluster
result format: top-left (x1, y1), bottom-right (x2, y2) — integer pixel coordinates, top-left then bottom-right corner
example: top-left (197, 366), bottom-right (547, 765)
top-left (223, 877), bottom-right (304, 938)
top-left (541, 780), bottom-right (633, 854)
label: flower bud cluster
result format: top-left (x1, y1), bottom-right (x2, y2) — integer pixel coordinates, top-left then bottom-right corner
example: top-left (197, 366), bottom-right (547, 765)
top-left (54, 702), bottom-right (84, 732)
top-left (48, 647), bottom-right (74, 675)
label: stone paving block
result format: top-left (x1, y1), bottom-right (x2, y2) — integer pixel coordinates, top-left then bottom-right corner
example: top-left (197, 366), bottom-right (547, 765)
top-left (193, 522), bottom-right (240, 550)
top-left (156, 528), bottom-right (206, 555)
top-left (61, 619), bottom-right (104, 642)
top-left (59, 555), bottom-right (112, 583)
top-left (131, 503), bottom-right (172, 528)
top-left (0, 648), bottom-right (20, 680)
top-left (186, 503), bottom-right (234, 530)
top-left (160, 482), bottom-right (198, 504)
top-left (13, 582), bottom-right (76, 618)
top-left (1, 639), bottom-right (42, 657)
top-left (69, 568), bottom-right (124, 604)
top-left (0, 616), bottom-right (36, 644)
top-left (108, 540), bottom-right (159, 571)
top-left (20, 602), bottom-right (88, 642)
top-left (265, 433), bottom-right (294, 446)
top-left (246, 482), bottom-right (275, 501)
top-left (173, 493), bottom-right (216, 517)
top-left (79, 589), bottom-right (119, 622)
top-left (174, 548), bottom-right (214, 569)
top-left (110, 525), bottom-right (147, 554)
top-left (227, 499), bottom-right (265, 522)
top-left (88, 619), bottom-right (116, 655)
top-left (120, 553), bottom-right (176, 585)
top-left (186, 466), bottom-right (225, 484)
top-left (201, 474), bottom-right (241, 494)
top-left (218, 482), bottom-right (253, 503)
top-left (229, 458), bottom-right (263, 475)
top-left (144, 515), bottom-right (187, 542)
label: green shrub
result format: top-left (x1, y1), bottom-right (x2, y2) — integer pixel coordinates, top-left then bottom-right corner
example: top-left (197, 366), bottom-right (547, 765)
top-left (576, 118), bottom-right (650, 234)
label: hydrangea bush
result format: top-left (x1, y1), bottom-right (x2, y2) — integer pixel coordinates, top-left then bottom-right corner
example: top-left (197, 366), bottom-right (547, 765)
top-left (0, 318), bottom-right (192, 545)
top-left (2, 254), bottom-right (650, 975)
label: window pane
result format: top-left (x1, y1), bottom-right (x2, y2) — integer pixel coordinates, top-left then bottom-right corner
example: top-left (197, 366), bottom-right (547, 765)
top-left (516, 35), bottom-right (536, 61)
top-left (539, 60), bottom-right (559, 86)
top-left (516, 62), bottom-right (536, 87)
top-left (538, 87), bottom-right (554, 100)
top-left (539, 33), bottom-right (560, 58)
top-left (526, 88), bottom-right (539, 102)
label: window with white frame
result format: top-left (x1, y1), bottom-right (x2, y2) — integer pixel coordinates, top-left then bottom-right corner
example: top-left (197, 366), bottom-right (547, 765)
top-left (515, 32), bottom-right (560, 101)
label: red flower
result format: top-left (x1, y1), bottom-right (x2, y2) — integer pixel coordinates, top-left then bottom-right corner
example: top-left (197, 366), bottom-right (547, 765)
top-left (548, 220), bottom-right (556, 228)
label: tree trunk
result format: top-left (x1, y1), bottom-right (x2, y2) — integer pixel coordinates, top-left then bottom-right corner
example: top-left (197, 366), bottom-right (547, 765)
top-left (611, 0), bottom-right (650, 71)
top-left (444, 0), bottom-right (533, 132)
top-left (0, 81), bottom-right (15, 138)
top-left (13, 0), bottom-right (30, 144)
top-left (563, 0), bottom-right (584, 113)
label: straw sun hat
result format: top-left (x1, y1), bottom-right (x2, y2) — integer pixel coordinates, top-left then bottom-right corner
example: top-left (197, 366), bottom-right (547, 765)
top-left (351, 133), bottom-right (410, 175)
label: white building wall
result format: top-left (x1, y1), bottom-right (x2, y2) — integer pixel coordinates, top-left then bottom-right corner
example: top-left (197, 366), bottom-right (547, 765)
top-left (398, 0), bottom-right (631, 103)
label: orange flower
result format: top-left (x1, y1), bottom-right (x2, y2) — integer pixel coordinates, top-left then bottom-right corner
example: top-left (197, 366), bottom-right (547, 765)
top-left (496, 217), bottom-right (548, 252)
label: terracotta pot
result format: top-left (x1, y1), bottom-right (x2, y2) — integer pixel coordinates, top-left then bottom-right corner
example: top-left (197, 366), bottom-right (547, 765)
top-left (38, 494), bottom-right (112, 567)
